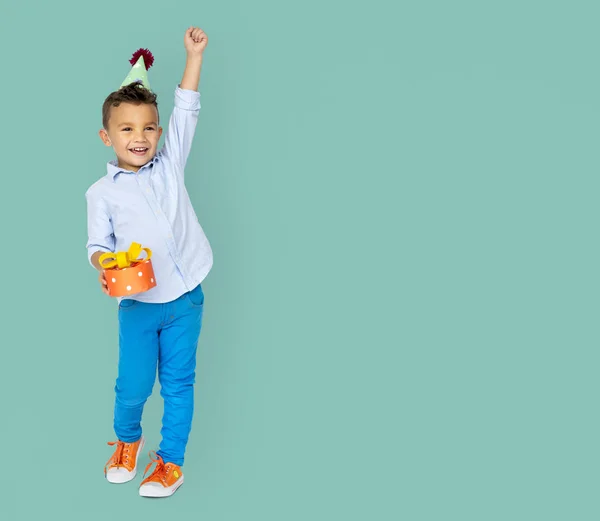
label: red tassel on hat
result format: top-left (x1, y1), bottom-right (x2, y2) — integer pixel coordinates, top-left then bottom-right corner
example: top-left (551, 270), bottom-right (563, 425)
top-left (129, 48), bottom-right (154, 70)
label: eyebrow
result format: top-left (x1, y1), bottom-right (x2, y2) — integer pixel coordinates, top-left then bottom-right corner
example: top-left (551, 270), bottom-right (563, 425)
top-left (118, 122), bottom-right (158, 127)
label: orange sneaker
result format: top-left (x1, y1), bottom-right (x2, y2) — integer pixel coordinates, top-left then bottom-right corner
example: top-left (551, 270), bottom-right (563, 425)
top-left (104, 436), bottom-right (145, 484)
top-left (139, 452), bottom-right (184, 498)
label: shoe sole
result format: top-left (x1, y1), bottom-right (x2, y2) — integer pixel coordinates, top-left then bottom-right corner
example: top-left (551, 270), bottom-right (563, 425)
top-left (139, 475), bottom-right (184, 498)
top-left (106, 436), bottom-right (145, 484)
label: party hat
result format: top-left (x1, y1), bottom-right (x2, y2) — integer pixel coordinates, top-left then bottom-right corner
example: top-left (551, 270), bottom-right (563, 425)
top-left (120, 48), bottom-right (154, 90)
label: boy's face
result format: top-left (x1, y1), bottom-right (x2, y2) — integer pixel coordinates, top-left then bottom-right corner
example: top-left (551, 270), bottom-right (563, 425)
top-left (99, 102), bottom-right (163, 172)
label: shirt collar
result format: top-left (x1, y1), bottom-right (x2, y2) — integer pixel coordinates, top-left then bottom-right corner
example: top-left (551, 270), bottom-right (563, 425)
top-left (107, 155), bottom-right (159, 181)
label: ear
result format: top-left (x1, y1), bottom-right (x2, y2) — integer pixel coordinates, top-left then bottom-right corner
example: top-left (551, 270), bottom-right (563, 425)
top-left (158, 126), bottom-right (163, 140)
top-left (99, 128), bottom-right (112, 147)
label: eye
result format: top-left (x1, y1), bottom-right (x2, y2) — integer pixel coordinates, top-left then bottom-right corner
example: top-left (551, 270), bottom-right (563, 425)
top-left (145, 127), bottom-right (156, 131)
top-left (122, 127), bottom-right (132, 132)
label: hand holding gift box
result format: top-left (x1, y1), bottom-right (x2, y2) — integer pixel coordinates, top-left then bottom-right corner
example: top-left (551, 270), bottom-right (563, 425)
top-left (99, 243), bottom-right (157, 297)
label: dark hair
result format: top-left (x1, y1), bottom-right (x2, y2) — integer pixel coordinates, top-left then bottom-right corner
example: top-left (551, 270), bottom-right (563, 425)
top-left (102, 82), bottom-right (159, 129)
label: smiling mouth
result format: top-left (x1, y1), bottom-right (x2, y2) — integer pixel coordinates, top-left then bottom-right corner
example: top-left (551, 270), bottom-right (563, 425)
top-left (130, 147), bottom-right (149, 156)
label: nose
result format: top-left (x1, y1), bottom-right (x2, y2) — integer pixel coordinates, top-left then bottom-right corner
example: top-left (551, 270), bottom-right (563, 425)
top-left (131, 129), bottom-right (146, 142)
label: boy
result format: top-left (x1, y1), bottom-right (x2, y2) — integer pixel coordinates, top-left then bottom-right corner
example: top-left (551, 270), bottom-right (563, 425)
top-left (85, 26), bottom-right (213, 498)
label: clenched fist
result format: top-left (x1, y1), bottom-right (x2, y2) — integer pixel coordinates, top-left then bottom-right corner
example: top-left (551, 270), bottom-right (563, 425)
top-left (185, 27), bottom-right (208, 56)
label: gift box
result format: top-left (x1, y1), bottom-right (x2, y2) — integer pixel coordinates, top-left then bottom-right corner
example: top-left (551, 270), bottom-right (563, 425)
top-left (99, 243), bottom-right (157, 297)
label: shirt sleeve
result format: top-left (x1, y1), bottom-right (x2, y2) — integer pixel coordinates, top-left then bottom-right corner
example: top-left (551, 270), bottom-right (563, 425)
top-left (161, 86), bottom-right (201, 177)
top-left (85, 189), bottom-right (115, 267)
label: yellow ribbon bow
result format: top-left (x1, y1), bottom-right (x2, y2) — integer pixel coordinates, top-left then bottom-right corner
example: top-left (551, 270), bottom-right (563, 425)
top-left (99, 242), bottom-right (152, 270)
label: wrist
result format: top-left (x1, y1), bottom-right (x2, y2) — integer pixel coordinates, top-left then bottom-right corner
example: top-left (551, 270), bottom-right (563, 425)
top-left (185, 53), bottom-right (204, 64)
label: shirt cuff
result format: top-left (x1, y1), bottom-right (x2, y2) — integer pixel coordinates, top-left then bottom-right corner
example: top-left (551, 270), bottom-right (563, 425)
top-left (175, 86), bottom-right (201, 111)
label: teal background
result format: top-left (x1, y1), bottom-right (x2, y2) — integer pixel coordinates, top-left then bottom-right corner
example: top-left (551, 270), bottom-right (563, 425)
top-left (0, 0), bottom-right (597, 519)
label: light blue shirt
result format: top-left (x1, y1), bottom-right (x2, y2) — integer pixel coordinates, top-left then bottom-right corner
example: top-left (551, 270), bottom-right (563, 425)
top-left (85, 86), bottom-right (213, 303)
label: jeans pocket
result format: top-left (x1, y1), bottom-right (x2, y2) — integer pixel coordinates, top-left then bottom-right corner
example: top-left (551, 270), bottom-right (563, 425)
top-left (118, 299), bottom-right (139, 311)
top-left (185, 284), bottom-right (204, 307)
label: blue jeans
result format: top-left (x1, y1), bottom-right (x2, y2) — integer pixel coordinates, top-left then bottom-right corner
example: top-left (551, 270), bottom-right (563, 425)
top-left (114, 284), bottom-right (204, 466)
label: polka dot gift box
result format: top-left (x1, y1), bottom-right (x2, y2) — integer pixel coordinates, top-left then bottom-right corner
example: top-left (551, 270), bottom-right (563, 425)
top-left (99, 242), bottom-right (157, 297)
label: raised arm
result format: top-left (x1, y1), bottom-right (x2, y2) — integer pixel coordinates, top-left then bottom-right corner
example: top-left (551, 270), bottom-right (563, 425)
top-left (181, 27), bottom-right (207, 91)
top-left (161, 27), bottom-right (208, 175)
